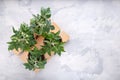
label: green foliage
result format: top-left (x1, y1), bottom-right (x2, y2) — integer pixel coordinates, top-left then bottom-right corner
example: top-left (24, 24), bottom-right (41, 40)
top-left (8, 23), bottom-right (36, 51)
top-left (41, 7), bottom-right (51, 19)
top-left (30, 7), bottom-right (54, 35)
top-left (42, 31), bottom-right (65, 56)
top-left (8, 7), bottom-right (65, 71)
top-left (24, 47), bottom-right (46, 70)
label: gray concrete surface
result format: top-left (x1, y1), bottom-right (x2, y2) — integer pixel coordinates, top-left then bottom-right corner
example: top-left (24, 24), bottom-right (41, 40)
top-left (0, 0), bottom-right (120, 80)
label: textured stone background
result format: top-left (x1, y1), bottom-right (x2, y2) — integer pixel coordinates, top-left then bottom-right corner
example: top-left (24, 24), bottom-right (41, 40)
top-left (0, 0), bottom-right (120, 80)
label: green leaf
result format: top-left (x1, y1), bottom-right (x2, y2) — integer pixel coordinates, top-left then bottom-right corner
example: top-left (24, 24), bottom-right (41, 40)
top-left (24, 63), bottom-right (33, 70)
top-left (12, 27), bottom-right (17, 33)
top-left (8, 44), bottom-right (14, 50)
top-left (46, 8), bottom-right (51, 18)
top-left (37, 60), bottom-right (46, 68)
top-left (41, 7), bottom-right (51, 19)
